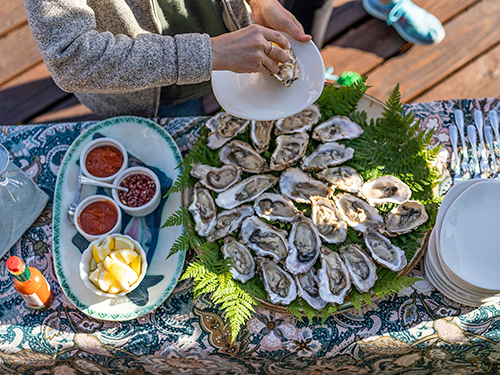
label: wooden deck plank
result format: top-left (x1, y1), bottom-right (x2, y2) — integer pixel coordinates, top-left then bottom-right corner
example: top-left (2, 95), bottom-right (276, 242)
top-left (323, 0), bottom-right (367, 46)
top-left (29, 95), bottom-right (103, 124)
top-left (321, 0), bottom-right (480, 78)
top-left (0, 0), bottom-right (26, 37)
top-left (0, 24), bottom-right (42, 86)
top-left (367, 0), bottom-right (500, 103)
top-left (415, 43), bottom-right (500, 102)
top-left (0, 63), bottom-right (68, 125)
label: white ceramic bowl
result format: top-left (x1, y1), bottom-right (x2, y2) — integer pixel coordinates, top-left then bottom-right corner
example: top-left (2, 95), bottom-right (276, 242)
top-left (75, 195), bottom-right (122, 242)
top-left (80, 138), bottom-right (128, 183)
top-left (112, 166), bottom-right (161, 217)
top-left (79, 233), bottom-right (148, 298)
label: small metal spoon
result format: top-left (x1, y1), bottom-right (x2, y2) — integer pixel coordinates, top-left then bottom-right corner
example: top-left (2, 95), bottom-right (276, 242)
top-left (78, 175), bottom-right (129, 192)
top-left (66, 167), bottom-right (83, 226)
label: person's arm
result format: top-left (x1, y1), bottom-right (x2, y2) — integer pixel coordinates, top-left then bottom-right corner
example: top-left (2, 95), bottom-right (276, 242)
top-left (24, 0), bottom-right (211, 94)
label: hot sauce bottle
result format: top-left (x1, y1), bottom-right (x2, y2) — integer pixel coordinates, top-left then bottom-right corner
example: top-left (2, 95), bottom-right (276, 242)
top-left (7, 256), bottom-right (52, 310)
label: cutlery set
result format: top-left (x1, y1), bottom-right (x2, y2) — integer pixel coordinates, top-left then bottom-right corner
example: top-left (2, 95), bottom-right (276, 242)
top-left (449, 109), bottom-right (500, 184)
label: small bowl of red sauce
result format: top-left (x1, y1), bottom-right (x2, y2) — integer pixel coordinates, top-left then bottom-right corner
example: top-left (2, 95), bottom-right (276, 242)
top-left (80, 138), bottom-right (128, 183)
top-left (75, 195), bottom-right (122, 242)
top-left (112, 167), bottom-right (161, 217)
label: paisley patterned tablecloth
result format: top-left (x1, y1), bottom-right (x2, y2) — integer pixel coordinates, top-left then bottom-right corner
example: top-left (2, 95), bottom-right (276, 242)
top-left (1, 99), bottom-right (500, 375)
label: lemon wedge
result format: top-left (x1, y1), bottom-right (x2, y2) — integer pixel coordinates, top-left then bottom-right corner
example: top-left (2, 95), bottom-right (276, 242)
top-left (107, 260), bottom-right (138, 286)
top-left (118, 250), bottom-right (139, 264)
top-left (99, 235), bottom-right (115, 250)
top-left (89, 258), bottom-right (97, 272)
top-left (98, 271), bottom-right (115, 292)
top-left (97, 262), bottom-right (106, 273)
top-left (109, 250), bottom-right (127, 264)
top-left (89, 269), bottom-right (100, 287)
top-left (114, 236), bottom-right (135, 250)
top-left (93, 245), bottom-right (111, 263)
top-left (130, 255), bottom-right (141, 276)
top-left (108, 281), bottom-right (123, 294)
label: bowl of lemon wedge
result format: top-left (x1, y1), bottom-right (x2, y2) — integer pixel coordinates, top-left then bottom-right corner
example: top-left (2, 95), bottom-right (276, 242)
top-left (79, 233), bottom-right (147, 298)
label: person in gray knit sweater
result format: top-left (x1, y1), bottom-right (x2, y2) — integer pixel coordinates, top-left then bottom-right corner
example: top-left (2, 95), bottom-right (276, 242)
top-left (23, 0), bottom-right (310, 118)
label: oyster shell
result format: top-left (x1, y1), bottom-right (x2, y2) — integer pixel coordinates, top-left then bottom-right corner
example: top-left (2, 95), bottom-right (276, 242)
top-left (190, 164), bottom-right (242, 193)
top-left (286, 216), bottom-right (321, 275)
top-left (206, 113), bottom-right (250, 150)
top-left (318, 247), bottom-right (351, 305)
top-left (317, 166), bottom-right (364, 193)
top-left (364, 229), bottom-right (407, 271)
top-left (240, 216), bottom-right (289, 261)
top-left (339, 244), bottom-right (377, 293)
top-left (270, 133), bottom-right (309, 171)
top-left (273, 48), bottom-right (300, 87)
top-left (219, 140), bottom-right (268, 173)
top-left (312, 116), bottom-right (364, 142)
top-left (188, 184), bottom-right (217, 237)
top-left (215, 174), bottom-right (279, 209)
top-left (302, 142), bottom-right (355, 171)
top-left (254, 193), bottom-right (299, 222)
top-left (221, 236), bottom-right (255, 283)
top-left (361, 176), bottom-right (411, 205)
top-left (335, 193), bottom-right (383, 232)
top-left (275, 104), bottom-right (321, 135)
top-left (279, 168), bottom-right (333, 204)
top-left (257, 257), bottom-right (297, 305)
top-left (296, 268), bottom-right (327, 310)
top-left (250, 120), bottom-right (274, 153)
top-left (310, 197), bottom-right (347, 244)
top-left (205, 205), bottom-right (254, 242)
top-left (384, 201), bottom-right (428, 236)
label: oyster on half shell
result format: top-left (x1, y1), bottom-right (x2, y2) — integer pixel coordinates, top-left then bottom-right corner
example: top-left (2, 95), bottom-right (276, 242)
top-left (215, 174), bottom-right (278, 209)
top-left (250, 120), bottom-right (274, 153)
top-left (275, 104), bottom-right (321, 135)
top-left (312, 116), bottom-right (364, 142)
top-left (286, 216), bottom-right (321, 275)
top-left (317, 166), bottom-right (364, 193)
top-left (206, 112), bottom-right (250, 150)
top-left (302, 142), bottom-right (355, 171)
top-left (296, 268), bottom-right (327, 310)
top-left (279, 168), bottom-right (333, 204)
top-left (190, 164), bottom-right (241, 193)
top-left (254, 193), bottom-right (299, 222)
top-left (318, 247), bottom-right (351, 305)
top-left (205, 205), bottom-right (254, 242)
top-left (219, 140), bottom-right (268, 173)
top-left (340, 244), bottom-right (377, 293)
top-left (310, 197), bottom-right (347, 244)
top-left (273, 48), bottom-right (300, 87)
top-left (257, 257), bottom-right (297, 305)
top-left (364, 229), bottom-right (407, 271)
top-left (384, 200), bottom-right (428, 236)
top-left (270, 133), bottom-right (309, 171)
top-left (188, 184), bottom-right (217, 237)
top-left (361, 176), bottom-right (411, 205)
top-left (221, 236), bottom-right (255, 283)
top-left (240, 216), bottom-right (289, 261)
top-left (335, 193), bottom-right (383, 232)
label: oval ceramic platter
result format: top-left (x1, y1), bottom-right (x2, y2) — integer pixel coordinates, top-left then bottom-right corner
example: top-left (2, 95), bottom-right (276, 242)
top-left (52, 116), bottom-right (185, 321)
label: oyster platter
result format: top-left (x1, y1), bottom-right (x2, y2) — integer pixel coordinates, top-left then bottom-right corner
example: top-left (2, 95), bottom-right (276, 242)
top-left (181, 90), bottom-right (433, 314)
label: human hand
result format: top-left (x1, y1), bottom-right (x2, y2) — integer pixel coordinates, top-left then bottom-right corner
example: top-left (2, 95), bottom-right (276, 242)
top-left (211, 24), bottom-right (291, 74)
top-left (247, 0), bottom-right (311, 43)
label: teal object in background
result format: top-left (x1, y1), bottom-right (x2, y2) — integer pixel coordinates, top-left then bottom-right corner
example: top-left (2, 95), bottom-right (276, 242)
top-left (337, 71), bottom-right (363, 86)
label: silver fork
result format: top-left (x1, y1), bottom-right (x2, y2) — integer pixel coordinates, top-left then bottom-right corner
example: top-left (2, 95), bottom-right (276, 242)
top-left (484, 126), bottom-right (499, 179)
top-left (449, 125), bottom-right (463, 183)
top-left (454, 109), bottom-right (472, 174)
top-left (467, 124), bottom-right (481, 178)
top-left (489, 110), bottom-right (500, 154)
top-left (473, 109), bottom-right (491, 174)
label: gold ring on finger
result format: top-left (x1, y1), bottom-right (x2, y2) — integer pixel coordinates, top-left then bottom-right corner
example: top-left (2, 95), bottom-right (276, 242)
top-left (266, 43), bottom-right (274, 56)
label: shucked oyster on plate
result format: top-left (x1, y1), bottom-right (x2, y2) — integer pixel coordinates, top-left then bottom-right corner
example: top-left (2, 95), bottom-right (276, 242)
top-left (279, 168), bottom-right (333, 204)
top-left (219, 140), bottom-right (268, 173)
top-left (286, 216), bottom-right (321, 275)
top-left (317, 166), bottom-right (364, 193)
top-left (190, 164), bottom-right (241, 193)
top-left (257, 257), bottom-right (297, 305)
top-left (270, 133), bottom-right (309, 171)
top-left (221, 236), bottom-right (255, 283)
top-left (206, 112), bottom-right (250, 150)
top-left (310, 197), bottom-right (347, 244)
top-left (335, 193), bottom-right (384, 232)
top-left (295, 268), bottom-right (327, 310)
top-left (240, 216), bottom-right (289, 261)
top-left (273, 47), bottom-right (300, 87)
top-left (250, 120), bottom-right (275, 153)
top-left (275, 104), bottom-right (321, 135)
top-left (215, 174), bottom-right (278, 209)
top-left (384, 200), bottom-right (428, 236)
top-left (206, 205), bottom-right (254, 242)
top-left (318, 247), bottom-right (351, 305)
top-left (302, 142), bottom-right (355, 171)
top-left (254, 193), bottom-right (299, 222)
top-left (339, 244), bottom-right (377, 294)
top-left (312, 116), bottom-right (364, 142)
top-left (361, 176), bottom-right (411, 206)
top-left (364, 229), bottom-right (407, 271)
top-left (188, 184), bottom-right (217, 237)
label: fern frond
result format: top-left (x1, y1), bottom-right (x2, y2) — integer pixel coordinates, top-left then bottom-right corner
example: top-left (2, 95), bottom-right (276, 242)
top-left (161, 206), bottom-right (191, 228)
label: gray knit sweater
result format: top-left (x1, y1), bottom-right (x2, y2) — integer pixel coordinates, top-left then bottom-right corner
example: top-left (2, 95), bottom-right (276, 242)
top-left (23, 0), bottom-right (252, 117)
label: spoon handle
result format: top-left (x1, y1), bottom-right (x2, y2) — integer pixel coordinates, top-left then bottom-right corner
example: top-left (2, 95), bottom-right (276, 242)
top-left (78, 175), bottom-right (128, 192)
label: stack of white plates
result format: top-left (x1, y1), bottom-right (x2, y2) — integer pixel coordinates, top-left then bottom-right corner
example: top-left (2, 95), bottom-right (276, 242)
top-left (425, 179), bottom-right (500, 306)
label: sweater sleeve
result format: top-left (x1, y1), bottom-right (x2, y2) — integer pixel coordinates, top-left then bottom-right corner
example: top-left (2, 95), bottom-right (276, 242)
top-left (23, 0), bottom-right (212, 94)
